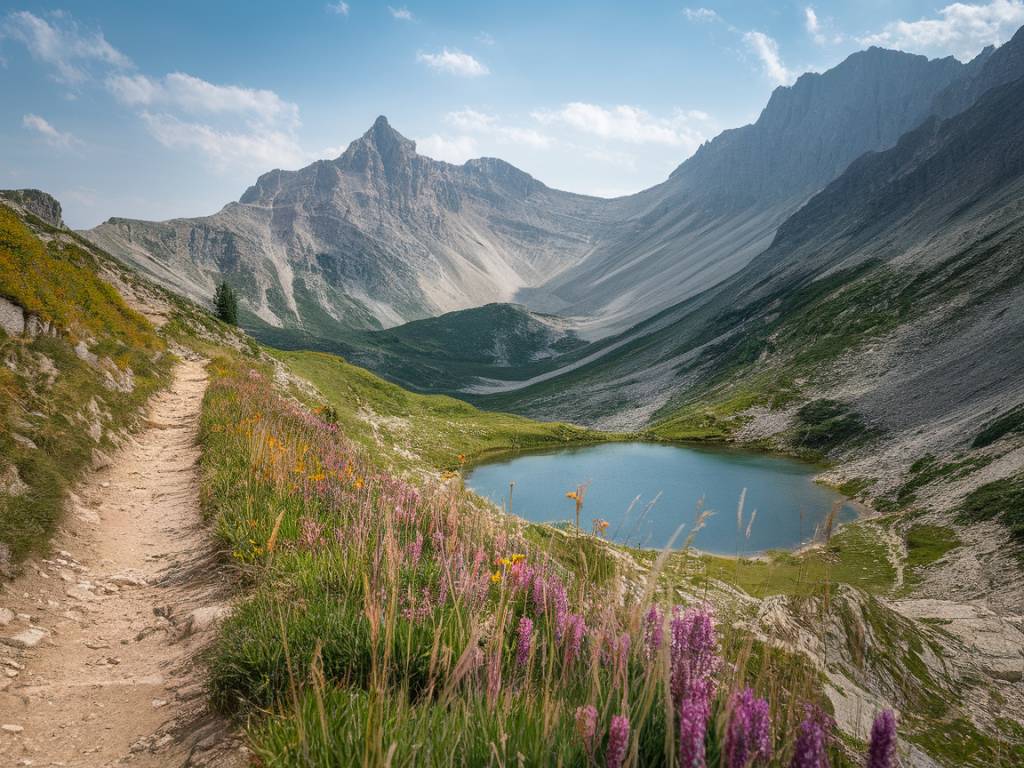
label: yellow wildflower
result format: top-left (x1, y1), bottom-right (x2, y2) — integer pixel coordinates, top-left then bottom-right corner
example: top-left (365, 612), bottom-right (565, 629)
top-left (490, 571), bottom-right (502, 584)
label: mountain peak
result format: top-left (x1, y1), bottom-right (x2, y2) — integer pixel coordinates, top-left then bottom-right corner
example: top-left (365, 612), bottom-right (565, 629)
top-left (360, 115), bottom-right (415, 154)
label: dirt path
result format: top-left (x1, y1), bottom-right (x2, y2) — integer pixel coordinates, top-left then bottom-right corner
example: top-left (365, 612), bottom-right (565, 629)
top-left (0, 359), bottom-right (243, 768)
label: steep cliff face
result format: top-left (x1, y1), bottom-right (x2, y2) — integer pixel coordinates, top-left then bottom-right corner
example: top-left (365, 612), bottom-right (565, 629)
top-left (527, 47), bottom-right (972, 336)
top-left (86, 117), bottom-right (610, 333)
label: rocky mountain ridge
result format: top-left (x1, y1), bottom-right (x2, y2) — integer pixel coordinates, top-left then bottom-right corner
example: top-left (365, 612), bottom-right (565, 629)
top-left (84, 44), bottom-right (989, 341)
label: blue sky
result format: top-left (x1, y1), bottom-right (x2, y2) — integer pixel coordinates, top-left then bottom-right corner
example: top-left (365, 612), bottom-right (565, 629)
top-left (3, 1), bottom-right (1024, 228)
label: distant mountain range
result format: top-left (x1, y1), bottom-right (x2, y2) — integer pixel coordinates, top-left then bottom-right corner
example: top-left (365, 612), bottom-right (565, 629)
top-left (85, 42), bottom-right (990, 341)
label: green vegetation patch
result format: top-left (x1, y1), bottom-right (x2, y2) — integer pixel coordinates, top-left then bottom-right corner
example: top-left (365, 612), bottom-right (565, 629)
top-left (955, 474), bottom-right (1024, 552)
top-left (271, 349), bottom-right (618, 471)
top-left (793, 399), bottom-right (873, 455)
top-left (902, 525), bottom-right (960, 594)
top-left (895, 453), bottom-right (993, 507)
top-left (973, 404), bottom-right (1024, 448)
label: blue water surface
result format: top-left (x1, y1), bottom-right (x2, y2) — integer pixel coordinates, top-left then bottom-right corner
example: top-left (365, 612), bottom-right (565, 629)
top-left (465, 442), bottom-right (858, 555)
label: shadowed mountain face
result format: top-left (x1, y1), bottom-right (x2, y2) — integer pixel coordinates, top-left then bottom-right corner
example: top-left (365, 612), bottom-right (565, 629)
top-left (524, 47), bottom-right (969, 335)
top-left (84, 46), bottom-right (980, 342)
top-left (481, 67), bottom-right (1024, 458)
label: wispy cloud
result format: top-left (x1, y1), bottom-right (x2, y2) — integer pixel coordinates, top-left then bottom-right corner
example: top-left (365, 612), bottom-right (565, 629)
top-left (804, 6), bottom-right (844, 46)
top-left (476, 31), bottom-right (495, 46)
top-left (415, 134), bottom-right (478, 164)
top-left (417, 48), bottom-right (489, 77)
top-left (388, 6), bottom-right (414, 21)
top-left (742, 31), bottom-right (794, 86)
top-left (859, 0), bottom-right (1024, 60)
top-left (22, 113), bottom-right (79, 149)
top-left (107, 72), bottom-right (300, 127)
top-left (1, 10), bottom-right (131, 85)
top-left (327, 2), bottom-right (350, 15)
top-left (682, 8), bottom-right (721, 23)
top-left (532, 103), bottom-right (712, 147)
top-left (445, 108), bottom-right (551, 148)
top-left (107, 71), bottom-right (304, 170)
top-left (139, 112), bottom-right (306, 171)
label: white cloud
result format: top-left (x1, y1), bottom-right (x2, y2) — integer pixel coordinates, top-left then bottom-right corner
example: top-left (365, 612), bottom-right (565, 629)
top-left (1, 10), bottom-right (131, 84)
top-left (389, 6), bottom-right (414, 21)
top-left (327, 2), bottom-right (350, 15)
top-left (140, 112), bottom-right (307, 171)
top-left (444, 108), bottom-right (551, 148)
top-left (22, 113), bottom-right (78, 149)
top-left (476, 31), bottom-right (495, 45)
top-left (683, 8), bottom-right (721, 23)
top-left (532, 103), bottom-right (712, 147)
top-left (417, 49), bottom-right (489, 77)
top-left (415, 134), bottom-right (478, 164)
top-left (107, 72), bottom-right (299, 127)
top-left (804, 6), bottom-right (844, 46)
top-left (805, 7), bottom-right (824, 44)
top-left (742, 31), bottom-right (794, 86)
top-left (860, 0), bottom-right (1024, 60)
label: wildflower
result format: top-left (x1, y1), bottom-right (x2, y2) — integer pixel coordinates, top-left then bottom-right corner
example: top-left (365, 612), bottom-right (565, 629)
top-left (575, 705), bottom-right (598, 758)
top-left (354, 477), bottom-right (365, 490)
top-left (407, 532), bottom-right (423, 569)
top-left (670, 606), bottom-right (720, 709)
top-left (298, 517), bottom-right (326, 550)
top-left (678, 694), bottom-right (708, 768)
top-left (510, 553), bottom-right (526, 564)
top-left (516, 616), bottom-right (533, 667)
top-left (867, 710), bottom-right (897, 768)
top-left (789, 705), bottom-right (831, 768)
top-left (724, 687), bottom-right (772, 767)
top-left (605, 715), bottom-right (630, 768)
top-left (491, 570), bottom-right (502, 584)
top-left (644, 604), bottom-right (663, 659)
top-left (566, 491), bottom-right (579, 500)
top-left (564, 613), bottom-right (586, 665)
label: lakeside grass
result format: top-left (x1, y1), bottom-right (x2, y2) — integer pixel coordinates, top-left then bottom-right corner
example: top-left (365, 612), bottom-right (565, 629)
top-left (199, 353), bottom-right (875, 767)
top-left (271, 349), bottom-right (623, 471)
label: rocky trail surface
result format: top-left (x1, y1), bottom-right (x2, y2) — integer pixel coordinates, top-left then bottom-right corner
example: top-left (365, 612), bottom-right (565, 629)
top-left (0, 359), bottom-right (243, 767)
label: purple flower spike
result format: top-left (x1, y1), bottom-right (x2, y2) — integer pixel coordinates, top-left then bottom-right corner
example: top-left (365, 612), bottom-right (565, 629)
top-left (575, 705), bottom-right (598, 757)
top-left (678, 695), bottom-right (708, 768)
top-left (789, 705), bottom-right (831, 768)
top-left (516, 615), bottom-right (533, 667)
top-left (867, 710), bottom-right (897, 768)
top-left (724, 687), bottom-right (772, 768)
top-left (605, 714), bottom-right (630, 768)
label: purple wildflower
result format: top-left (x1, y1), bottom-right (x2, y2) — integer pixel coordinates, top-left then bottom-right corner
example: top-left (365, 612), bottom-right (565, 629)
top-left (789, 705), bottom-right (831, 768)
top-left (678, 694), bottom-right (709, 768)
top-left (564, 613), bottom-right (586, 665)
top-left (298, 517), bottom-right (326, 550)
top-left (605, 715), bottom-right (630, 768)
top-left (575, 705), bottom-right (598, 757)
top-left (516, 616), bottom-right (533, 667)
top-left (670, 606), bottom-right (720, 708)
top-left (724, 688), bottom-right (772, 768)
top-left (644, 604), bottom-right (663, 659)
top-left (407, 532), bottom-right (423, 569)
top-left (867, 710), bottom-right (897, 768)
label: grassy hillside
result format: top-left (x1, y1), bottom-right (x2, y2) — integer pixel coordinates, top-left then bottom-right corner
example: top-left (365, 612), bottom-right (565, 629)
top-left (198, 348), bottom-right (1024, 766)
top-left (0, 202), bottom-right (173, 566)
top-left (270, 349), bottom-right (619, 470)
